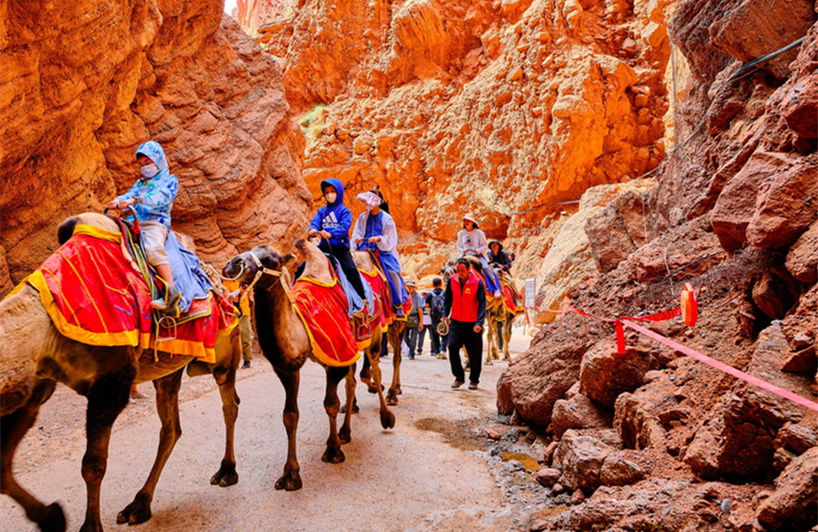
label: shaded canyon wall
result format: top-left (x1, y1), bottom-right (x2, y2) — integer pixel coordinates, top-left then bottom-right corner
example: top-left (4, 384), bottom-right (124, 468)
top-left (0, 0), bottom-right (311, 295)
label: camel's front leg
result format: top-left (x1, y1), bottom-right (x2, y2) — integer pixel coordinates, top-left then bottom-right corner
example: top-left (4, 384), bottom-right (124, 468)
top-left (322, 366), bottom-right (348, 464)
top-left (209, 363), bottom-right (240, 487)
top-left (1, 381), bottom-right (65, 532)
top-left (385, 325), bottom-right (403, 405)
top-left (503, 319), bottom-right (513, 361)
top-left (117, 369), bottom-right (184, 525)
top-left (339, 363), bottom-right (356, 443)
top-left (81, 368), bottom-right (133, 532)
top-left (275, 369), bottom-right (302, 491)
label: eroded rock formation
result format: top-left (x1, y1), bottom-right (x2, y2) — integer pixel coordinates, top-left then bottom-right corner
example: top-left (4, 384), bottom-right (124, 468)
top-left (0, 0), bottom-right (310, 295)
top-left (248, 0), bottom-right (675, 278)
top-left (499, 0), bottom-right (818, 530)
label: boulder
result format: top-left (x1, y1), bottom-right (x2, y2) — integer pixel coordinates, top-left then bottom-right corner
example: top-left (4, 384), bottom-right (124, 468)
top-left (780, 73), bottom-right (818, 139)
top-left (599, 449), bottom-right (651, 486)
top-left (709, 0), bottom-right (816, 79)
top-left (757, 447), bottom-right (818, 531)
top-left (717, 324), bottom-right (813, 479)
top-left (746, 159), bottom-right (818, 249)
top-left (579, 343), bottom-right (660, 409)
top-left (534, 467), bottom-right (562, 487)
top-left (584, 189), bottom-right (649, 274)
top-left (786, 220), bottom-right (818, 284)
top-left (710, 151), bottom-right (800, 252)
top-left (552, 429), bottom-right (617, 493)
top-left (551, 393), bottom-right (612, 439)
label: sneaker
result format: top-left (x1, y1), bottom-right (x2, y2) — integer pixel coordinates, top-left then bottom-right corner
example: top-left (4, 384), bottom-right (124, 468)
top-left (437, 353), bottom-right (448, 360)
top-left (151, 284), bottom-right (182, 317)
top-left (468, 382), bottom-right (478, 390)
top-left (408, 355), bottom-right (414, 360)
top-left (451, 380), bottom-right (464, 389)
top-left (242, 360), bottom-right (251, 369)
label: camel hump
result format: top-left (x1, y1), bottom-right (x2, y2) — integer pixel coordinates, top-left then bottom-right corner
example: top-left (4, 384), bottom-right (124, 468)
top-left (58, 213), bottom-right (120, 245)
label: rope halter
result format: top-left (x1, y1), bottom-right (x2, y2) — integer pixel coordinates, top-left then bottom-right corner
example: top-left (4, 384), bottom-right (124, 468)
top-left (244, 251), bottom-right (283, 292)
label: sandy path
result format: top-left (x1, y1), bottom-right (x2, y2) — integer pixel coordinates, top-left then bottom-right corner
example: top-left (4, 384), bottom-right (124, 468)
top-left (2, 333), bottom-right (534, 532)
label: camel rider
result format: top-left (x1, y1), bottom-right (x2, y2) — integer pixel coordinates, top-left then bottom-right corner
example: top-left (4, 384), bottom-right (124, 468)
top-left (352, 189), bottom-right (407, 311)
top-left (488, 240), bottom-right (512, 273)
top-left (456, 213), bottom-right (502, 297)
top-left (307, 178), bottom-right (368, 316)
top-left (107, 140), bottom-right (181, 316)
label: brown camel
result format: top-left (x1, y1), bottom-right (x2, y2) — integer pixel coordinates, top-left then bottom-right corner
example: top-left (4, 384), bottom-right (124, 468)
top-left (221, 239), bottom-right (394, 491)
top-left (352, 250), bottom-right (407, 406)
top-left (1, 213), bottom-right (241, 532)
top-left (486, 296), bottom-right (516, 364)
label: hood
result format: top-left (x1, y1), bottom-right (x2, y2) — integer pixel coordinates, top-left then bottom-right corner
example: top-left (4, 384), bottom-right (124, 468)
top-left (320, 178), bottom-right (345, 207)
top-left (489, 239), bottom-right (504, 252)
top-left (135, 141), bottom-right (170, 176)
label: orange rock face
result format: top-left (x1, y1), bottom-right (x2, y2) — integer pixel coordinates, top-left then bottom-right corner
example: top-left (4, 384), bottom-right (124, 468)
top-left (253, 0), bottom-right (673, 258)
top-left (1, 2), bottom-right (310, 294)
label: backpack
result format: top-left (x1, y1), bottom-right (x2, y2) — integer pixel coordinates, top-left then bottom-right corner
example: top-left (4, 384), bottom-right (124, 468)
top-left (430, 289), bottom-right (446, 320)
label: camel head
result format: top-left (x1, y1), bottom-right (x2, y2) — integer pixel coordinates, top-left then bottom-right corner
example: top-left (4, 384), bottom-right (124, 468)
top-left (222, 245), bottom-right (296, 289)
top-left (58, 213), bottom-right (120, 244)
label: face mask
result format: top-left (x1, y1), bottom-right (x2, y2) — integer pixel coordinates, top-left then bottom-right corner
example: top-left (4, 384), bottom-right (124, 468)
top-left (140, 163), bottom-right (160, 178)
top-left (325, 192), bottom-right (337, 204)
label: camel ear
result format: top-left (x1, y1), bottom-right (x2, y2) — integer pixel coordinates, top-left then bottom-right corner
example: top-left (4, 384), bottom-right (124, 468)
top-left (281, 253), bottom-right (297, 267)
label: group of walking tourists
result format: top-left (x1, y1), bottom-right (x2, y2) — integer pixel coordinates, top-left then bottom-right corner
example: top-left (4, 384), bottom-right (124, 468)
top-left (110, 141), bottom-right (513, 393)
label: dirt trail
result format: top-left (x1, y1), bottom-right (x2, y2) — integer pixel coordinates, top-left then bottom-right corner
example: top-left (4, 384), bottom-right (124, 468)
top-left (2, 333), bottom-right (539, 532)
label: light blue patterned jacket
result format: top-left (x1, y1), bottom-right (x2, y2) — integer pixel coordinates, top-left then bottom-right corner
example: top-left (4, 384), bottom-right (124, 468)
top-left (116, 141), bottom-right (179, 229)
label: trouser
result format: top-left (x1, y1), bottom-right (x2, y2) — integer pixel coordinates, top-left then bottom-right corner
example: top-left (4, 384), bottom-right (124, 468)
top-left (405, 324), bottom-right (420, 356)
top-left (331, 247), bottom-right (367, 300)
top-left (238, 314), bottom-right (253, 361)
top-left (417, 324), bottom-right (434, 353)
top-left (448, 319), bottom-right (483, 384)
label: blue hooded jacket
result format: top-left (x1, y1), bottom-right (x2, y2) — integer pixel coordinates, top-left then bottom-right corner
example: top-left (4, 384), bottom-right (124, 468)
top-left (116, 141), bottom-right (179, 229)
top-left (309, 178), bottom-right (352, 252)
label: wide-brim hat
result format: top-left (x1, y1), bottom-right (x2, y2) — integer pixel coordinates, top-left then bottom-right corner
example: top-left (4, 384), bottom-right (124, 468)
top-left (406, 279), bottom-right (417, 287)
top-left (463, 213), bottom-right (479, 226)
top-left (489, 239), bottom-right (503, 251)
top-left (436, 321), bottom-right (449, 336)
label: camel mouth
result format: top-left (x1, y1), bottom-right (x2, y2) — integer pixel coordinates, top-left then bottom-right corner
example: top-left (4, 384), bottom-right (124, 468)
top-left (294, 238), bottom-right (306, 251)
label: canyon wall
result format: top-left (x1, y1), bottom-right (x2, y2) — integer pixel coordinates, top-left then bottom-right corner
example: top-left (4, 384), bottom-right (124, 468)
top-left (0, 0), bottom-right (311, 295)
top-left (244, 0), bottom-right (675, 277)
top-left (498, 0), bottom-right (818, 530)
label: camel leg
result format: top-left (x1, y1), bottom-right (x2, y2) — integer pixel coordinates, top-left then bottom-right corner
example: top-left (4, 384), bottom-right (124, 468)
top-left (485, 315), bottom-right (496, 366)
top-left (209, 364), bottom-right (240, 487)
top-left (80, 367), bottom-right (133, 532)
top-left (385, 325), bottom-right (403, 405)
top-left (1, 381), bottom-right (65, 532)
top-left (274, 369), bottom-right (302, 491)
top-left (339, 363), bottom-right (356, 443)
top-left (321, 366), bottom-right (348, 464)
top-left (503, 318), bottom-right (513, 360)
top-left (364, 330), bottom-right (396, 428)
top-left (117, 369), bottom-right (184, 525)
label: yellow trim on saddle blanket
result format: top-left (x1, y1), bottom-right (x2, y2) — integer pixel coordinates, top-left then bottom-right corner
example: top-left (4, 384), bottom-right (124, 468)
top-left (287, 277), bottom-right (362, 368)
top-left (73, 224), bottom-right (122, 243)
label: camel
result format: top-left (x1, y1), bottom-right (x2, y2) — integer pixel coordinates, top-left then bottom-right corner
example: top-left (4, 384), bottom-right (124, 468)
top-left (352, 250), bottom-right (406, 406)
top-left (1, 212), bottom-right (241, 532)
top-left (486, 295), bottom-right (516, 364)
top-left (221, 239), bottom-right (394, 491)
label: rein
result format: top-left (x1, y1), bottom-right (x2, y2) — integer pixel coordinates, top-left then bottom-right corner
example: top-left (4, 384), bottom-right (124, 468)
top-left (244, 252), bottom-right (284, 293)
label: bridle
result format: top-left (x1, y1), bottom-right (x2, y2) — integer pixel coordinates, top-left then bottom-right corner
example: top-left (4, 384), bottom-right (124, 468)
top-left (243, 251), bottom-right (284, 292)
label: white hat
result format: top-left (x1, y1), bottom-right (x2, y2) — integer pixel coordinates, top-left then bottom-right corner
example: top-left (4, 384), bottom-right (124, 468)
top-left (356, 191), bottom-right (382, 209)
top-left (463, 213), bottom-right (478, 226)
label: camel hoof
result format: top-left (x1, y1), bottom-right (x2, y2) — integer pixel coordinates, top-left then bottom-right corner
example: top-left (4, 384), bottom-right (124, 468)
top-left (366, 382), bottom-right (383, 394)
top-left (36, 503), bottom-right (66, 532)
top-left (275, 471), bottom-right (302, 491)
top-left (396, 386), bottom-right (402, 395)
top-left (322, 446), bottom-right (346, 464)
top-left (485, 359), bottom-right (494, 366)
top-left (386, 389), bottom-right (398, 405)
top-left (117, 492), bottom-right (152, 525)
top-left (339, 426), bottom-right (351, 444)
top-left (340, 402), bottom-right (360, 414)
top-left (380, 409), bottom-right (396, 430)
top-left (210, 464), bottom-right (239, 487)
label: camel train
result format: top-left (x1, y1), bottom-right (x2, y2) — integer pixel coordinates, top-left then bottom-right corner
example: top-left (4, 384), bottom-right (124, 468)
top-left (1, 212), bottom-right (408, 531)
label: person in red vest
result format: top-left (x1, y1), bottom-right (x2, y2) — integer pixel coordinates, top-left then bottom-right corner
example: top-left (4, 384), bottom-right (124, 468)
top-left (442, 257), bottom-right (487, 389)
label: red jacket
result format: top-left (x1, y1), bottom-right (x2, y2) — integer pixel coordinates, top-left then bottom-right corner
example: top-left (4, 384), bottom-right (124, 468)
top-left (445, 270), bottom-right (486, 326)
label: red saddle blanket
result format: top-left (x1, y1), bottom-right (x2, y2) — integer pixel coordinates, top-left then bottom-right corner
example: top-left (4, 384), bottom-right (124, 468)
top-left (21, 224), bottom-right (235, 363)
top-left (291, 277), bottom-right (363, 367)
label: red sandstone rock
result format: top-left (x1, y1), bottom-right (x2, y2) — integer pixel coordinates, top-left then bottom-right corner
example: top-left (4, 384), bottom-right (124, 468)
top-left (552, 429), bottom-right (618, 493)
top-left (756, 447), bottom-right (818, 531)
top-left (1, 4), bottom-right (309, 290)
top-left (579, 343), bottom-right (661, 410)
top-left (551, 393), bottom-right (612, 439)
top-left (786, 219), bottom-right (818, 284)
